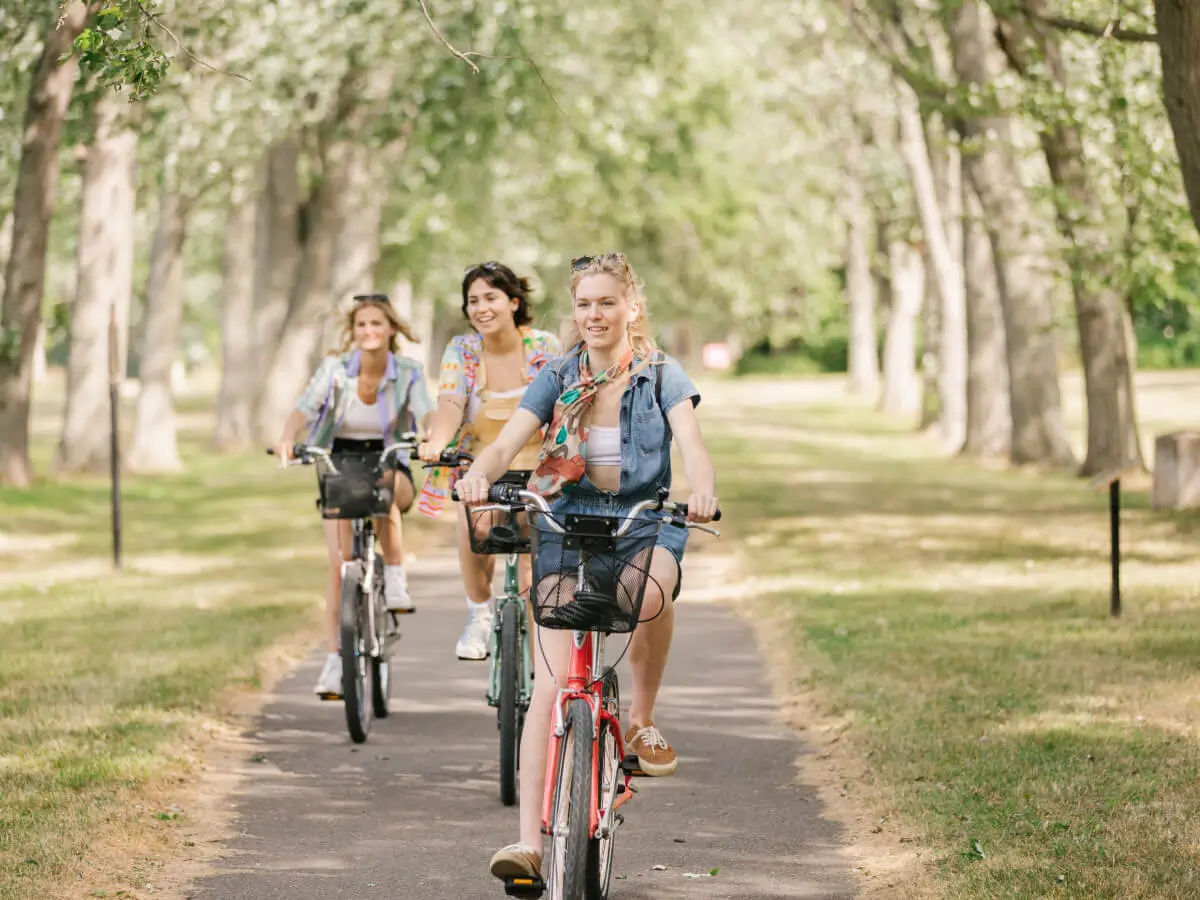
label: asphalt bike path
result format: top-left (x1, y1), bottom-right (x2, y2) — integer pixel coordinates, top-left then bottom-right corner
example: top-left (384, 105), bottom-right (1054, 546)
top-left (188, 543), bottom-right (857, 900)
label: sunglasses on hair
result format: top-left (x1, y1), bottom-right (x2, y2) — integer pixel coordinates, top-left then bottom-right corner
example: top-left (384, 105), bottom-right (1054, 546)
top-left (464, 261), bottom-right (501, 275)
top-left (570, 252), bottom-right (627, 271)
top-left (352, 293), bottom-right (391, 305)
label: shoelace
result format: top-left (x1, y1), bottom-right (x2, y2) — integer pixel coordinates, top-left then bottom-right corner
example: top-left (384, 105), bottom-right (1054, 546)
top-left (634, 724), bottom-right (669, 751)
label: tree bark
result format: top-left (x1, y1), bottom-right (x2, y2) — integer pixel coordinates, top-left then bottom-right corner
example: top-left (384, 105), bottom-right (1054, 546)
top-left (0, 2), bottom-right (92, 486)
top-left (844, 131), bottom-right (880, 398)
top-left (948, 0), bottom-right (1075, 467)
top-left (252, 137), bottom-right (302, 374)
top-left (254, 142), bottom-right (352, 442)
top-left (212, 185), bottom-right (257, 451)
top-left (128, 188), bottom-right (189, 473)
top-left (58, 92), bottom-right (138, 472)
top-left (1156, 1), bottom-right (1200, 236)
top-left (996, 6), bottom-right (1144, 475)
top-left (961, 183), bottom-right (1012, 458)
top-left (880, 239), bottom-right (924, 417)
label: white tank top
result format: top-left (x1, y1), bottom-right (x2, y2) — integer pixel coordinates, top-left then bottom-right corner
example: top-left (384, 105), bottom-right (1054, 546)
top-left (586, 425), bottom-right (621, 466)
top-left (336, 393), bottom-right (384, 440)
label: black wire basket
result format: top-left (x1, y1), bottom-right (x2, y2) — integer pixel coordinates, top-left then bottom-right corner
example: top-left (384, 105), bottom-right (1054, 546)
top-left (317, 453), bottom-right (394, 520)
top-left (463, 470), bottom-right (535, 555)
top-left (529, 510), bottom-right (662, 633)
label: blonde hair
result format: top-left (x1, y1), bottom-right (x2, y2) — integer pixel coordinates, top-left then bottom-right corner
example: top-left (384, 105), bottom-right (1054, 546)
top-left (563, 252), bottom-right (658, 359)
top-left (334, 297), bottom-right (419, 354)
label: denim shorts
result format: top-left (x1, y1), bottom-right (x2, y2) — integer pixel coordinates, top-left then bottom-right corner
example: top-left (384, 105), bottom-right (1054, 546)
top-left (546, 490), bottom-right (688, 602)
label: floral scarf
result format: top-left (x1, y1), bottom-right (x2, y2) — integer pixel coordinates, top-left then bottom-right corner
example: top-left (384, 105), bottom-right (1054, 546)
top-left (528, 346), bottom-right (646, 498)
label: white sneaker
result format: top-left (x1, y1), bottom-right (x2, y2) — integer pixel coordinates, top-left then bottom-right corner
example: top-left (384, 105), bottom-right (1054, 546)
top-left (455, 601), bottom-right (494, 661)
top-left (384, 565), bottom-right (414, 613)
top-left (314, 652), bottom-right (342, 699)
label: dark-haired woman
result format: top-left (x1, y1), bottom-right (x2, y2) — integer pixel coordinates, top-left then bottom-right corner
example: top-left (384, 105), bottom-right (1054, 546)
top-left (417, 262), bottom-right (561, 660)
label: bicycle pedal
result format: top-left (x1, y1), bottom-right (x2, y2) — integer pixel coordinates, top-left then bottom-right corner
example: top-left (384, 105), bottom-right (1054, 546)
top-left (621, 753), bottom-right (647, 777)
top-left (316, 691), bottom-right (343, 702)
top-left (503, 875), bottom-right (545, 897)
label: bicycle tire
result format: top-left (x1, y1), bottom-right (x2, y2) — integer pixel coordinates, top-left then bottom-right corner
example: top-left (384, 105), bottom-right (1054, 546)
top-left (370, 559), bottom-right (391, 719)
top-left (586, 669), bottom-right (619, 899)
top-left (340, 563), bottom-right (372, 744)
top-left (498, 602), bottom-right (520, 806)
top-left (545, 698), bottom-right (592, 900)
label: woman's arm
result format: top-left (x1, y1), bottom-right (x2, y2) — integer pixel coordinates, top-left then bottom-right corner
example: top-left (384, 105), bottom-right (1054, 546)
top-left (666, 401), bottom-right (718, 521)
top-left (460, 410), bottom-right (547, 496)
top-left (423, 395), bottom-right (466, 449)
top-left (273, 409), bottom-right (309, 463)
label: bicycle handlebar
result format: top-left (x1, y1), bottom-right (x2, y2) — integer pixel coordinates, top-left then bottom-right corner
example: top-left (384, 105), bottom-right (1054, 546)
top-left (268, 437), bottom-right (473, 473)
top-left (451, 484), bottom-right (721, 536)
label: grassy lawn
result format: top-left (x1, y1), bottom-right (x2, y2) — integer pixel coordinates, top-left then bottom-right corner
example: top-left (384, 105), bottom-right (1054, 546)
top-left (0, 376), bottom-right (438, 899)
top-left (704, 374), bottom-right (1200, 899)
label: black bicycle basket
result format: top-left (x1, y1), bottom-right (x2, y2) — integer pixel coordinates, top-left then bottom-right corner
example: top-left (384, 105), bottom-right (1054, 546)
top-left (463, 470), bottom-right (535, 555)
top-left (318, 452), bottom-right (394, 520)
top-left (529, 510), bottom-right (661, 633)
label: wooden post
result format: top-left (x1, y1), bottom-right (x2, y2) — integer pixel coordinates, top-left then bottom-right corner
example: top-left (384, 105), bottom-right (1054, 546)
top-left (108, 303), bottom-right (122, 569)
top-left (1087, 465), bottom-right (1140, 618)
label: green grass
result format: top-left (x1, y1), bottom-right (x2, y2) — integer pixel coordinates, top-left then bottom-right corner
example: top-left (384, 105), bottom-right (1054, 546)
top-left (706, 382), bottom-right (1200, 899)
top-left (0, 376), bottom-right (435, 899)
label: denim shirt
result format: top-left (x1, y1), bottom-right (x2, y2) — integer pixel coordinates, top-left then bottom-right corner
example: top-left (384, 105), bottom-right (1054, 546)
top-left (518, 350), bottom-right (700, 500)
top-left (295, 350), bottom-right (434, 449)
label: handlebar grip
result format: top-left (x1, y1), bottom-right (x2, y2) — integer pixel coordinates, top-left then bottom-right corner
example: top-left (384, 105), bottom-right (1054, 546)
top-left (672, 504), bottom-right (721, 522)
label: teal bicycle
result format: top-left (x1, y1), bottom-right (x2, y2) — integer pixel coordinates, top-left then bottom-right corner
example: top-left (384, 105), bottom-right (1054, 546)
top-left (467, 471), bottom-right (536, 806)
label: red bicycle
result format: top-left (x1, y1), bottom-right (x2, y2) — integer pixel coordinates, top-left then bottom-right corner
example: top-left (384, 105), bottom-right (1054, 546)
top-left (465, 485), bottom-right (720, 899)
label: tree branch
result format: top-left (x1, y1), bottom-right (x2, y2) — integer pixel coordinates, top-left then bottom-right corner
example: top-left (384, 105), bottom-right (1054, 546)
top-left (416, 0), bottom-right (565, 116)
top-left (1010, 1), bottom-right (1157, 44)
top-left (133, 0), bottom-right (249, 82)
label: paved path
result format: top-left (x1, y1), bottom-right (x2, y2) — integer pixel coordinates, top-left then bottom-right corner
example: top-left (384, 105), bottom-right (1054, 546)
top-left (187, 545), bottom-right (857, 900)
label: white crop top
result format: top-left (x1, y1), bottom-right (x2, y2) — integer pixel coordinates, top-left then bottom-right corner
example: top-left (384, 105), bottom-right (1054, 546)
top-left (586, 425), bottom-right (621, 467)
top-left (336, 394), bottom-right (384, 440)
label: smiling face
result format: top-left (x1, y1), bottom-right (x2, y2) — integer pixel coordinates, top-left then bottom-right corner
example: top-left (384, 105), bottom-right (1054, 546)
top-left (465, 277), bottom-right (519, 336)
top-left (353, 303), bottom-right (396, 352)
top-left (572, 273), bottom-right (635, 354)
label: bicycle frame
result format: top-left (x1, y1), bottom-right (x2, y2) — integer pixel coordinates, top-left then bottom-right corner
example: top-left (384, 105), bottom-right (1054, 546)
top-left (541, 627), bottom-right (631, 844)
top-left (487, 549), bottom-right (534, 711)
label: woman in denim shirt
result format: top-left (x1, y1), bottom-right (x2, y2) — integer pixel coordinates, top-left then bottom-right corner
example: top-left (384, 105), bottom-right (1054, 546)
top-left (456, 253), bottom-right (718, 883)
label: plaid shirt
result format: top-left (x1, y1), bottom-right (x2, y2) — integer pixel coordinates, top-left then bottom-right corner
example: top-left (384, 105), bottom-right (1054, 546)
top-left (295, 350), bottom-right (434, 448)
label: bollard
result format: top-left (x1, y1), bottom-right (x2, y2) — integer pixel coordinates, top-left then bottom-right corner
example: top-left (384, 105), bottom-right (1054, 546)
top-left (109, 305), bottom-right (122, 569)
top-left (1088, 465), bottom-right (1140, 618)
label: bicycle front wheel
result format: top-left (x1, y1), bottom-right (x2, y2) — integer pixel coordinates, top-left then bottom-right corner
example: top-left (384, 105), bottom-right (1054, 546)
top-left (545, 698), bottom-right (592, 900)
top-left (498, 601), bottom-right (520, 806)
top-left (339, 563), bottom-right (372, 744)
top-left (586, 668), bottom-right (620, 899)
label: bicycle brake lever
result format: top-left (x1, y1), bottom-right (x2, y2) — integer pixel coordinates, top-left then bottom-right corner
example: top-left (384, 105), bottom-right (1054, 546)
top-left (687, 523), bottom-right (721, 537)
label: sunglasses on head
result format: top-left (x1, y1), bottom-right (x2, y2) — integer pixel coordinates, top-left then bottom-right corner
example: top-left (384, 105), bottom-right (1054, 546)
top-left (570, 252), bottom-right (627, 272)
top-left (464, 261), bottom-right (502, 276)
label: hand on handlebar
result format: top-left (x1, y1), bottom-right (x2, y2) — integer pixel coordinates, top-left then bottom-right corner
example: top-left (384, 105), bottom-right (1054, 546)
top-left (455, 471), bottom-right (491, 505)
top-left (685, 492), bottom-right (719, 524)
top-left (273, 440), bottom-right (294, 468)
top-left (417, 440), bottom-right (447, 464)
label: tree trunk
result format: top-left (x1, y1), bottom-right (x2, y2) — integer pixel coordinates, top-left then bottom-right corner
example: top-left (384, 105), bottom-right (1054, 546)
top-left (844, 132), bottom-right (880, 398)
top-left (254, 143), bottom-right (351, 442)
top-left (252, 137), bottom-right (302, 374)
top-left (996, 6), bottom-right (1144, 475)
top-left (129, 188), bottom-right (189, 473)
top-left (429, 297), bottom-right (460, 379)
top-left (58, 93), bottom-right (138, 472)
top-left (880, 240), bottom-right (924, 417)
top-left (930, 128), bottom-right (967, 451)
top-left (1156, 1), bottom-right (1200, 236)
top-left (948, 0), bottom-right (1075, 468)
top-left (310, 143), bottom-right (386, 368)
top-left (961, 183), bottom-right (1011, 458)
top-left (0, 2), bottom-right (91, 486)
top-left (0, 210), bottom-right (12, 297)
top-left (212, 185), bottom-right (257, 451)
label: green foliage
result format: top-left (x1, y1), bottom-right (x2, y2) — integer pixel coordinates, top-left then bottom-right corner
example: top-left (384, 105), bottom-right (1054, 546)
top-left (72, 3), bottom-right (170, 102)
